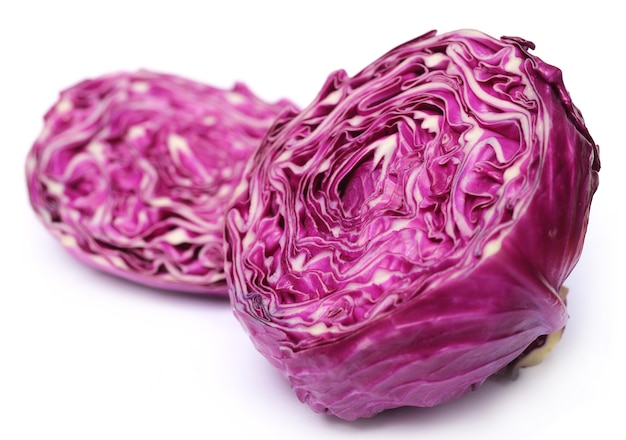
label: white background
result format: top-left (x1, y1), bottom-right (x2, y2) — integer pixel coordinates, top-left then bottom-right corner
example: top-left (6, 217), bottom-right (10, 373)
top-left (1, 1), bottom-right (623, 439)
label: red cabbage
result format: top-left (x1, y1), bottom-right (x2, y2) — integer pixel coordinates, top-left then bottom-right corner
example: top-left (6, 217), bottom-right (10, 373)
top-left (26, 70), bottom-right (295, 294)
top-left (224, 30), bottom-right (600, 419)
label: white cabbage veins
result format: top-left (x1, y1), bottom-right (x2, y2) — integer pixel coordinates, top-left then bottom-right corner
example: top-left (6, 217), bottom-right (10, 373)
top-left (26, 70), bottom-right (294, 294)
top-left (225, 30), bottom-right (600, 419)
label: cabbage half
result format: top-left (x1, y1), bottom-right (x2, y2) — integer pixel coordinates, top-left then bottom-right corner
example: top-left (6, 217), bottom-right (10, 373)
top-left (224, 30), bottom-right (600, 419)
top-left (26, 70), bottom-right (294, 294)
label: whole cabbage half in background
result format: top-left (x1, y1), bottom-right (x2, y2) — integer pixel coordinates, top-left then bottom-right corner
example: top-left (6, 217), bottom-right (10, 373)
top-left (26, 70), bottom-right (294, 294)
top-left (224, 30), bottom-right (600, 419)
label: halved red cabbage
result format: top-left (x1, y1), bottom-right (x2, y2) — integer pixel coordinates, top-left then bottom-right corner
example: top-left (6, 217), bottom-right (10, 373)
top-left (26, 70), bottom-right (295, 294)
top-left (224, 30), bottom-right (600, 419)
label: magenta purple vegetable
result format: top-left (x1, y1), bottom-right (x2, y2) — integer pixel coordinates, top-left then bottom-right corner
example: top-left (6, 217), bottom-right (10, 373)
top-left (223, 30), bottom-right (600, 419)
top-left (26, 70), bottom-right (295, 294)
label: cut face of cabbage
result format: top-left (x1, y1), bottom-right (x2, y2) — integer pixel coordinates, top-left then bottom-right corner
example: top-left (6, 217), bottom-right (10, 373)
top-left (26, 70), bottom-right (295, 294)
